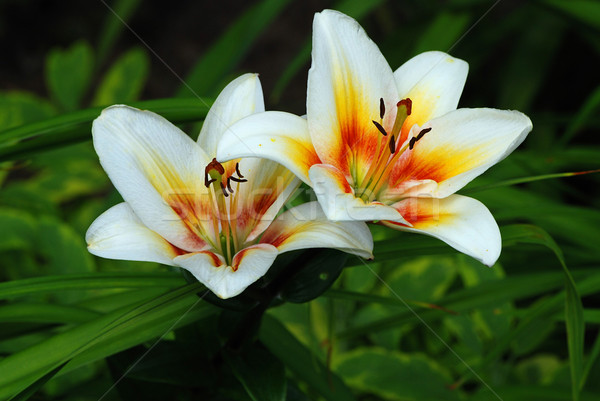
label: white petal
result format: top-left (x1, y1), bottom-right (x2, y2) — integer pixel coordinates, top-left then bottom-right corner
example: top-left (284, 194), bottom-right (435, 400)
top-left (92, 105), bottom-right (211, 252)
top-left (86, 203), bottom-right (179, 265)
top-left (394, 51), bottom-right (468, 137)
top-left (197, 73), bottom-right (265, 157)
top-left (384, 194), bottom-right (501, 266)
top-left (217, 111), bottom-right (319, 184)
top-left (388, 108), bottom-right (533, 198)
top-left (233, 158), bottom-right (301, 242)
top-left (309, 164), bottom-right (410, 224)
top-left (308, 10), bottom-right (398, 178)
top-left (174, 244), bottom-right (277, 299)
top-left (260, 202), bottom-right (374, 259)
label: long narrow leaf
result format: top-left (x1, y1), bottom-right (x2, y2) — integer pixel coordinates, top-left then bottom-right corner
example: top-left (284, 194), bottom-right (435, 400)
top-left (0, 272), bottom-right (185, 299)
top-left (0, 97), bottom-right (211, 162)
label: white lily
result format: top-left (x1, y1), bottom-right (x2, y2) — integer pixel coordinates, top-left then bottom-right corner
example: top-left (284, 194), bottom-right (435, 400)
top-left (86, 74), bottom-right (373, 299)
top-left (217, 10), bottom-right (533, 267)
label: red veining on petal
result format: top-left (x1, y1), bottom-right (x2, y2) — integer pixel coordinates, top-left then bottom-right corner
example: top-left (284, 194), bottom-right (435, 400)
top-left (231, 248), bottom-right (251, 272)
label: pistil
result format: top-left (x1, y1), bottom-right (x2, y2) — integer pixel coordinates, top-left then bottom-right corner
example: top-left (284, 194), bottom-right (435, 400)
top-left (204, 159), bottom-right (248, 265)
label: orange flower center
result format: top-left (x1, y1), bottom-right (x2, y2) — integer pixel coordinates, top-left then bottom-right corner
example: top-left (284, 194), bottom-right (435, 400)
top-left (356, 97), bottom-right (430, 203)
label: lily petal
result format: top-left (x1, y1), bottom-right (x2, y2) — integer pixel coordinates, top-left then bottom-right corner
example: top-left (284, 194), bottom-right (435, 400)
top-left (198, 73), bottom-right (264, 156)
top-left (86, 202), bottom-right (180, 265)
top-left (387, 108), bottom-right (533, 199)
top-left (260, 201), bottom-right (374, 259)
top-left (383, 194), bottom-right (501, 266)
top-left (174, 244), bottom-right (278, 299)
top-left (92, 105), bottom-right (211, 252)
top-left (394, 51), bottom-right (468, 144)
top-left (217, 111), bottom-right (319, 184)
top-left (234, 158), bottom-right (301, 242)
top-left (309, 164), bottom-right (410, 224)
top-left (308, 9), bottom-right (398, 180)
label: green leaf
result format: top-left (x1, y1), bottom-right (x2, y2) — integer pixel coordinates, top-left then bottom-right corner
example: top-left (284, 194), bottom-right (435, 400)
top-left (259, 315), bottom-right (356, 401)
top-left (333, 348), bottom-right (458, 400)
top-left (504, 225), bottom-right (585, 400)
top-left (45, 41), bottom-right (94, 111)
top-left (225, 346), bottom-right (286, 401)
top-left (0, 303), bottom-right (100, 324)
top-left (96, 0), bottom-right (143, 64)
top-left (279, 249), bottom-right (349, 303)
top-left (0, 92), bottom-right (56, 132)
top-left (0, 272), bottom-right (185, 299)
top-left (559, 84), bottom-right (600, 145)
top-left (411, 12), bottom-right (472, 55)
top-left (0, 208), bottom-right (37, 253)
top-left (8, 362), bottom-right (67, 401)
top-left (0, 283), bottom-right (209, 399)
top-left (92, 48), bottom-right (150, 105)
top-left (177, 0), bottom-right (293, 98)
top-left (540, 0), bottom-right (600, 30)
top-left (270, 0), bottom-right (385, 102)
top-left (0, 97), bottom-right (211, 162)
top-left (497, 11), bottom-right (564, 111)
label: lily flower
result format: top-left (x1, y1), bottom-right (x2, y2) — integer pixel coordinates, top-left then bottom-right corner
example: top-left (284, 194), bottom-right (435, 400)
top-left (217, 10), bottom-right (532, 267)
top-left (86, 74), bottom-right (373, 299)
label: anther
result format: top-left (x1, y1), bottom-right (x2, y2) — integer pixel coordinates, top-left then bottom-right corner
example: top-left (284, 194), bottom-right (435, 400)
top-left (229, 176), bottom-right (247, 183)
top-left (235, 162), bottom-right (244, 179)
top-left (220, 182), bottom-right (229, 197)
top-left (379, 98), bottom-right (385, 119)
top-left (372, 120), bottom-right (388, 136)
top-left (389, 135), bottom-right (396, 153)
top-left (226, 177), bottom-right (234, 193)
top-left (409, 128), bottom-right (432, 150)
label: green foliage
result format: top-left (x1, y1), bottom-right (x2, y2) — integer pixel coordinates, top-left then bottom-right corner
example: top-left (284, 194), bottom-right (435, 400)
top-left (45, 41), bottom-right (94, 112)
top-left (0, 1), bottom-right (598, 400)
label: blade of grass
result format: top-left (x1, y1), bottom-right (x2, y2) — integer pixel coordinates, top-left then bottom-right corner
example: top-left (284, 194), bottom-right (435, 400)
top-left (0, 97), bottom-right (212, 162)
top-left (462, 170), bottom-right (600, 194)
top-left (0, 283), bottom-right (208, 399)
top-left (270, 0), bottom-right (385, 102)
top-left (0, 272), bottom-right (185, 299)
top-left (177, 0), bottom-right (293, 98)
top-left (7, 362), bottom-right (68, 401)
top-left (0, 303), bottom-right (101, 324)
top-left (259, 314), bottom-right (356, 401)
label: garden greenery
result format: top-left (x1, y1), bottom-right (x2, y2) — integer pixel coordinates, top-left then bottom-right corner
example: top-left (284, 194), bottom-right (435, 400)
top-left (0, 1), bottom-right (599, 401)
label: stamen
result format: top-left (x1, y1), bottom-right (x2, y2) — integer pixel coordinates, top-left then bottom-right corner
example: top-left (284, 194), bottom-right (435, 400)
top-left (372, 120), bottom-right (388, 136)
top-left (235, 162), bottom-right (244, 179)
top-left (389, 135), bottom-right (396, 153)
top-left (379, 98), bottom-right (385, 119)
top-left (220, 182), bottom-right (229, 197)
top-left (409, 128), bottom-right (432, 150)
top-left (229, 176), bottom-right (247, 183)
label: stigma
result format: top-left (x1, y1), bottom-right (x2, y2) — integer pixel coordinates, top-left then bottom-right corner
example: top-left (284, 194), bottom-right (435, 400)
top-left (204, 158), bottom-right (247, 197)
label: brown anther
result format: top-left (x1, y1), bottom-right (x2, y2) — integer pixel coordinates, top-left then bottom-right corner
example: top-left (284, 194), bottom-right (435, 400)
top-left (229, 176), bottom-right (248, 183)
top-left (409, 127), bottom-right (432, 150)
top-left (226, 177), bottom-right (234, 193)
top-left (397, 98), bottom-right (412, 116)
top-left (389, 135), bottom-right (396, 153)
top-left (220, 182), bottom-right (229, 197)
top-left (235, 162), bottom-right (244, 179)
top-left (372, 120), bottom-right (388, 136)
top-left (379, 98), bottom-right (385, 119)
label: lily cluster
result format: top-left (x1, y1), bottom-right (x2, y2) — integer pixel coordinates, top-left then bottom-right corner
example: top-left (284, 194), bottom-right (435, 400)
top-left (86, 10), bottom-right (532, 299)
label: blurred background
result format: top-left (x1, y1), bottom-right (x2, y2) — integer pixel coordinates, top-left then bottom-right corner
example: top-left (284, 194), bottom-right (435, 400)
top-left (0, 0), bottom-right (599, 400)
